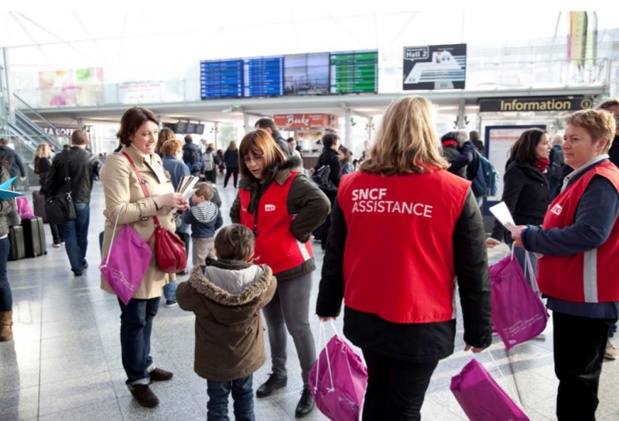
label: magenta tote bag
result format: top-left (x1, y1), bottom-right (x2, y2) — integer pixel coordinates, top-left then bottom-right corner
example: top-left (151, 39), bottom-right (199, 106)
top-left (99, 205), bottom-right (152, 305)
top-left (451, 359), bottom-right (529, 421)
top-left (489, 250), bottom-right (547, 350)
top-left (309, 322), bottom-right (368, 421)
top-left (16, 196), bottom-right (35, 219)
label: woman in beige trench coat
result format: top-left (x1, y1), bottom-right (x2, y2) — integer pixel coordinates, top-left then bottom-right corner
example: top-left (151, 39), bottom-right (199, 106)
top-left (100, 107), bottom-right (189, 408)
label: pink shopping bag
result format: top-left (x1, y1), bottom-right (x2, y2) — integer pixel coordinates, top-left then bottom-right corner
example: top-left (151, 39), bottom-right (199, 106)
top-left (489, 251), bottom-right (547, 350)
top-left (16, 196), bottom-right (35, 219)
top-left (309, 323), bottom-right (368, 421)
top-left (99, 206), bottom-right (152, 305)
top-left (451, 359), bottom-right (529, 421)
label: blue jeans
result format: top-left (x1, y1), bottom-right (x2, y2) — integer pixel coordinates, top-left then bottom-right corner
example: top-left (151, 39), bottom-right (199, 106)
top-left (0, 237), bottom-right (11, 311)
top-left (61, 202), bottom-right (90, 274)
top-left (163, 281), bottom-right (176, 301)
top-left (118, 297), bottom-right (160, 386)
top-left (207, 375), bottom-right (254, 421)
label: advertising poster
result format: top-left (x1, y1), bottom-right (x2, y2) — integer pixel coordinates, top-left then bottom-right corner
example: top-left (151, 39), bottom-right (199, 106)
top-left (118, 81), bottom-right (162, 104)
top-left (403, 43), bottom-right (466, 90)
top-left (38, 67), bottom-right (104, 106)
top-left (484, 125), bottom-right (546, 205)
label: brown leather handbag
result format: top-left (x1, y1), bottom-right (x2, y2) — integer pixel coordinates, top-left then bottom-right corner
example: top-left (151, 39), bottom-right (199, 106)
top-left (122, 152), bottom-right (187, 273)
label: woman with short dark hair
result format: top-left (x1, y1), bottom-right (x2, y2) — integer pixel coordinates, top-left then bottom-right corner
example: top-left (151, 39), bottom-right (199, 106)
top-left (487, 128), bottom-right (551, 285)
top-left (100, 106), bottom-right (189, 408)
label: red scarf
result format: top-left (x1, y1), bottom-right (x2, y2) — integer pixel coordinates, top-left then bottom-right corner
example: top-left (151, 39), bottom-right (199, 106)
top-left (536, 158), bottom-right (550, 173)
top-left (442, 140), bottom-right (458, 148)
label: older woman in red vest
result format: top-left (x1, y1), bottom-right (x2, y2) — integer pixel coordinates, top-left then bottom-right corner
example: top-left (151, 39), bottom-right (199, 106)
top-left (513, 109), bottom-right (619, 421)
top-left (316, 96), bottom-right (492, 420)
top-left (230, 130), bottom-right (330, 417)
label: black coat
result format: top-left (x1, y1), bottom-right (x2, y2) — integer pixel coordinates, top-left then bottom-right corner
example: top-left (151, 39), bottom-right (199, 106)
top-left (46, 147), bottom-right (101, 203)
top-left (314, 148), bottom-right (341, 189)
top-left (491, 160), bottom-right (549, 242)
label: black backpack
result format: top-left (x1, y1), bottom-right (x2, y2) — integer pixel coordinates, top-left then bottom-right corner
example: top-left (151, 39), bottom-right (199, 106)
top-left (311, 165), bottom-right (337, 192)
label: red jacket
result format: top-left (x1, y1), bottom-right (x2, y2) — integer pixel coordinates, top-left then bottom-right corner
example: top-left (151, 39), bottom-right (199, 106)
top-left (238, 171), bottom-right (314, 275)
top-left (336, 169), bottom-right (470, 323)
top-left (538, 161), bottom-right (619, 303)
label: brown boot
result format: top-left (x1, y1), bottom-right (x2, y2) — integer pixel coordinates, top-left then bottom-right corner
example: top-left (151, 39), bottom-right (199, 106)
top-left (0, 310), bottom-right (13, 342)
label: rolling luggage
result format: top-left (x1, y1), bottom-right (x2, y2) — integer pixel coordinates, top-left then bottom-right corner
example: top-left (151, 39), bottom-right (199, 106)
top-left (21, 217), bottom-right (47, 258)
top-left (8, 225), bottom-right (26, 261)
top-left (33, 190), bottom-right (48, 223)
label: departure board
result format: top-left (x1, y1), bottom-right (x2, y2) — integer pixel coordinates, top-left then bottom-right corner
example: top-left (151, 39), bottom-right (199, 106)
top-left (244, 56), bottom-right (284, 97)
top-left (329, 50), bottom-right (378, 94)
top-left (200, 59), bottom-right (244, 99)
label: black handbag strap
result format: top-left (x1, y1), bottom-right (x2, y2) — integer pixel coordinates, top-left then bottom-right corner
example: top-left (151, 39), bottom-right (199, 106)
top-left (57, 155), bottom-right (73, 196)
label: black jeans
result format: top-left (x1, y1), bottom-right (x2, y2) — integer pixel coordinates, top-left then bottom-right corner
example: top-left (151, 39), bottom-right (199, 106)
top-left (207, 375), bottom-right (254, 421)
top-left (553, 312), bottom-right (616, 421)
top-left (0, 237), bottom-right (11, 311)
top-left (118, 297), bottom-right (160, 385)
top-left (361, 350), bottom-right (438, 421)
top-left (223, 167), bottom-right (239, 188)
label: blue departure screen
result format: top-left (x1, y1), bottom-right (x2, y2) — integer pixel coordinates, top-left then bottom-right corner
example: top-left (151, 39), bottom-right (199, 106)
top-left (200, 59), bottom-right (244, 99)
top-left (244, 56), bottom-right (284, 97)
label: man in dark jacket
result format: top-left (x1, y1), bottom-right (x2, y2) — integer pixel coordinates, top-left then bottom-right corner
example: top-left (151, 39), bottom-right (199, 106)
top-left (441, 131), bottom-right (468, 178)
top-left (0, 138), bottom-right (27, 189)
top-left (254, 118), bottom-right (291, 157)
top-left (182, 135), bottom-right (202, 177)
top-left (312, 133), bottom-right (341, 252)
top-left (46, 129), bottom-right (102, 276)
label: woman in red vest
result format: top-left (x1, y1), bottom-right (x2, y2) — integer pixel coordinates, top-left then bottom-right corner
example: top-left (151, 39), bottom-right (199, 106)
top-left (230, 130), bottom-right (330, 418)
top-left (316, 96), bottom-right (492, 420)
top-left (513, 109), bottom-right (619, 421)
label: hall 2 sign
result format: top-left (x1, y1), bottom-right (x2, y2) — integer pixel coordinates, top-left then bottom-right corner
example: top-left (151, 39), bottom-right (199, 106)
top-left (273, 114), bottom-right (337, 129)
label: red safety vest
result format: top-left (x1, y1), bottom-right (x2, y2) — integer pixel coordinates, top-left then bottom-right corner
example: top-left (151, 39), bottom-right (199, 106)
top-left (538, 161), bottom-right (619, 303)
top-left (337, 169), bottom-right (470, 323)
top-left (238, 171), bottom-right (313, 275)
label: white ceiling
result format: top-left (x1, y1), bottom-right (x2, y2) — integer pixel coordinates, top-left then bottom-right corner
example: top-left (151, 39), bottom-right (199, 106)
top-left (2, 7), bottom-right (615, 126)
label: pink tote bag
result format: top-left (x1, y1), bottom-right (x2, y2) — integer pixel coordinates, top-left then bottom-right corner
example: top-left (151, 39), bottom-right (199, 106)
top-left (489, 250), bottom-right (547, 350)
top-left (309, 322), bottom-right (368, 421)
top-left (99, 206), bottom-right (152, 305)
top-left (451, 359), bottom-right (529, 421)
top-left (16, 196), bottom-right (35, 219)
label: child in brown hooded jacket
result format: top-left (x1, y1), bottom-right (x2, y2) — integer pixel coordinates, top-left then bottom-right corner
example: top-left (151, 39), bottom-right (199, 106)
top-left (176, 223), bottom-right (276, 420)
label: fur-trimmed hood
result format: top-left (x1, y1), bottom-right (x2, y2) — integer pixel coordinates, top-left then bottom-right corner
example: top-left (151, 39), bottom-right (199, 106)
top-left (186, 261), bottom-right (276, 326)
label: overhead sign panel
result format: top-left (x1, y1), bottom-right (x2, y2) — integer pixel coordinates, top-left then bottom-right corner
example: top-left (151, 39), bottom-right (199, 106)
top-left (479, 96), bottom-right (593, 113)
top-left (403, 43), bottom-right (466, 90)
top-left (330, 50), bottom-right (378, 94)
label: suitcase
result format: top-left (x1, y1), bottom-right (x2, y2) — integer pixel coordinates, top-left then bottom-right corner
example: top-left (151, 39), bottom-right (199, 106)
top-left (33, 190), bottom-right (47, 223)
top-left (21, 217), bottom-right (47, 258)
top-left (8, 225), bottom-right (26, 261)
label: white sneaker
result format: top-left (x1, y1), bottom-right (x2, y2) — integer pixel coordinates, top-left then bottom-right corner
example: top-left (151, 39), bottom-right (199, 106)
top-left (605, 338), bottom-right (618, 360)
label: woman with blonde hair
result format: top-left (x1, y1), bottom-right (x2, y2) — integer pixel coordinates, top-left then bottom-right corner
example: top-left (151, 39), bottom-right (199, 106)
top-left (230, 130), bottom-right (330, 417)
top-left (33, 143), bottom-right (63, 247)
top-left (155, 127), bottom-right (176, 155)
top-left (316, 96), bottom-right (491, 420)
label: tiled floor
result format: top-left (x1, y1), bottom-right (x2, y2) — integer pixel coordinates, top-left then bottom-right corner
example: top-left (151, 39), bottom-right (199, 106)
top-left (2, 178), bottom-right (619, 420)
